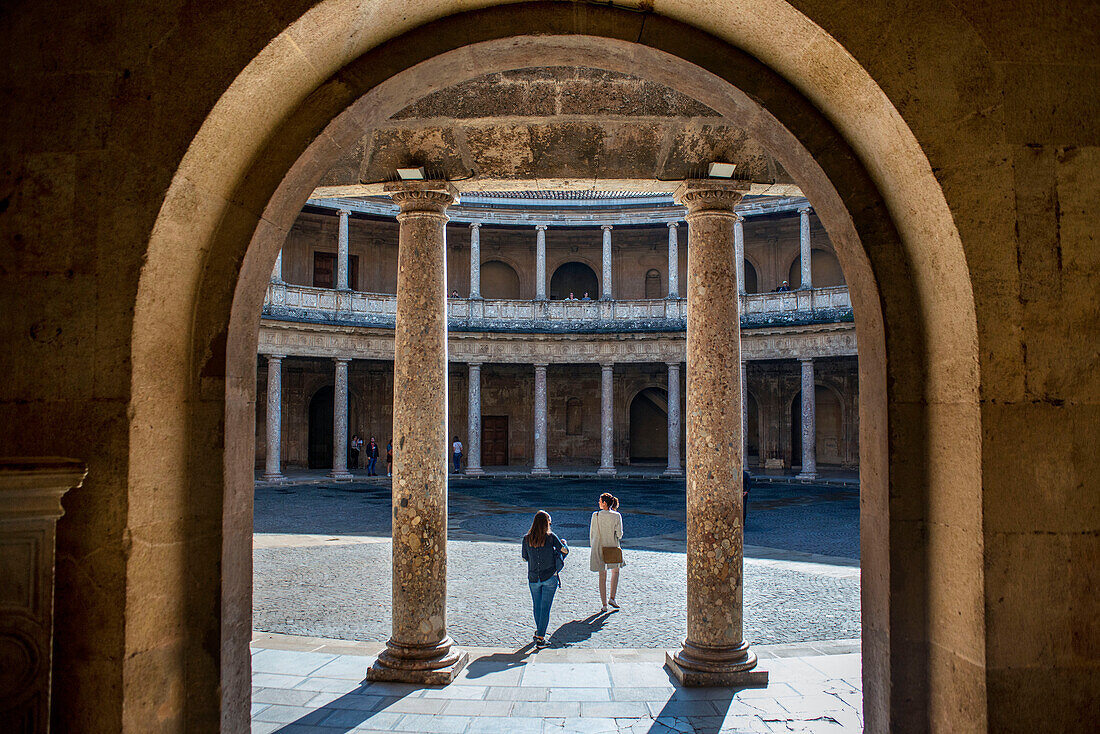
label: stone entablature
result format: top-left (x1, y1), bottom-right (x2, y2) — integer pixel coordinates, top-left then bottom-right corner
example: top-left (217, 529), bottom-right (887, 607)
top-left (263, 282), bottom-right (852, 332)
top-left (257, 320), bottom-right (856, 363)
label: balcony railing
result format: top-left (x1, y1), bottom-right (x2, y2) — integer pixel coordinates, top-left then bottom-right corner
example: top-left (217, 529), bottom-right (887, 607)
top-left (263, 282), bottom-right (852, 330)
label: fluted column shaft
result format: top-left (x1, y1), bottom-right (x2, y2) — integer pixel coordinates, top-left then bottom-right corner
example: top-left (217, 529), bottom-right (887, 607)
top-left (328, 357), bottom-right (352, 480)
top-left (597, 363), bottom-right (616, 476)
top-left (667, 223), bottom-right (680, 298)
top-left (667, 180), bottom-right (765, 686)
top-left (798, 358), bottom-right (818, 479)
top-left (799, 207), bottom-right (812, 290)
top-left (535, 225), bottom-right (547, 300)
top-left (734, 216), bottom-right (745, 295)
top-left (262, 355), bottom-right (286, 480)
top-left (469, 223), bottom-right (482, 299)
top-left (601, 225), bottom-right (613, 300)
top-left (368, 182), bottom-right (467, 683)
top-left (466, 362), bottom-right (484, 476)
top-left (664, 361), bottom-right (682, 476)
top-left (337, 208), bottom-right (351, 290)
top-left (532, 364), bottom-right (549, 474)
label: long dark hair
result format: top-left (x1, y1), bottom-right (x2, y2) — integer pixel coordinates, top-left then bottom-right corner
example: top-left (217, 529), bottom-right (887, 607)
top-left (599, 492), bottom-right (619, 511)
top-left (525, 510), bottom-right (551, 547)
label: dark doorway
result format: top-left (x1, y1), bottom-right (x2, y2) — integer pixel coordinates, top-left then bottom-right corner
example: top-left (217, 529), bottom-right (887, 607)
top-left (644, 269), bottom-right (662, 298)
top-left (550, 261), bottom-right (599, 300)
top-left (308, 385), bottom-right (334, 469)
top-left (312, 251), bottom-right (360, 290)
top-left (744, 260), bottom-right (759, 294)
top-left (482, 415), bottom-right (509, 465)
top-left (629, 387), bottom-right (667, 463)
top-left (747, 392), bottom-right (760, 464)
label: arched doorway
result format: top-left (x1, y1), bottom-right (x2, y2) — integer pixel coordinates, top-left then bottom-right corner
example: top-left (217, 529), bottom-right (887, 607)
top-left (307, 386), bottom-right (334, 469)
top-left (644, 268), bottom-right (662, 298)
top-left (480, 260), bottom-right (520, 299)
top-left (790, 386), bottom-right (844, 468)
top-left (789, 250), bottom-right (847, 288)
top-left (746, 392), bottom-right (760, 464)
top-left (133, 6), bottom-right (985, 730)
top-left (629, 387), bottom-right (667, 463)
top-left (743, 260), bottom-right (759, 294)
top-left (550, 261), bottom-right (599, 300)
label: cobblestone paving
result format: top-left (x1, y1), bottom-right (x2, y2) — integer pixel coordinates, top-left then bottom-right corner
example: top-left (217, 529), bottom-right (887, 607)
top-left (254, 477), bottom-right (860, 648)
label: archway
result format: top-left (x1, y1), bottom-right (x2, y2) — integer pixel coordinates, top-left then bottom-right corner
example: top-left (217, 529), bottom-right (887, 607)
top-left (550, 261), bottom-right (599, 300)
top-left (480, 260), bottom-right (520, 299)
top-left (644, 268), bottom-right (662, 298)
top-left (133, 4), bottom-right (983, 731)
top-left (629, 387), bottom-right (668, 463)
top-left (789, 250), bottom-right (847, 289)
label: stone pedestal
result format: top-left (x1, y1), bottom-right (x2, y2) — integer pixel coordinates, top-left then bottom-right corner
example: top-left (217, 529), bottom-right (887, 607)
top-left (466, 362), bottom-right (484, 476)
top-left (0, 458), bottom-right (86, 732)
top-left (261, 354), bottom-right (286, 481)
top-left (663, 361), bottom-right (682, 477)
top-left (532, 363), bottom-right (550, 475)
top-left (667, 181), bottom-right (766, 687)
top-left (597, 363), bottom-right (616, 476)
top-left (368, 181), bottom-right (467, 684)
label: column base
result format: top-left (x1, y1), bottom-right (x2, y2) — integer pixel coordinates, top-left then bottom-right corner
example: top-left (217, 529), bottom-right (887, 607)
top-left (531, 467), bottom-right (551, 476)
top-left (465, 467), bottom-right (485, 477)
top-left (367, 640), bottom-right (469, 685)
top-left (596, 466), bottom-right (617, 477)
top-left (662, 467), bottom-right (683, 477)
top-left (797, 471), bottom-right (818, 480)
top-left (665, 642), bottom-right (768, 687)
top-left (260, 472), bottom-right (287, 482)
top-left (328, 470), bottom-right (354, 482)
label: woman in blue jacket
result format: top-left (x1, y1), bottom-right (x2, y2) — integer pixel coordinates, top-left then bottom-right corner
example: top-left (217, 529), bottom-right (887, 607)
top-left (521, 510), bottom-right (569, 648)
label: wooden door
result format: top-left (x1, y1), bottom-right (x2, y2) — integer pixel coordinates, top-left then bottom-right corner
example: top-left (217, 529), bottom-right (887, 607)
top-left (313, 251), bottom-right (359, 290)
top-left (482, 415), bottom-right (509, 465)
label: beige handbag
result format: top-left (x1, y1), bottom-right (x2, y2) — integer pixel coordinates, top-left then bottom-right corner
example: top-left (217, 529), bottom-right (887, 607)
top-left (601, 546), bottom-right (623, 564)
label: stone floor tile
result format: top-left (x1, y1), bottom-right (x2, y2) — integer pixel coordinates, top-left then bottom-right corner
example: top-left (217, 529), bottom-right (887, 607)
top-left (419, 684), bottom-right (488, 699)
top-left (440, 699), bottom-right (515, 716)
top-left (252, 722), bottom-right (282, 734)
top-left (510, 700), bottom-right (581, 717)
top-left (733, 682), bottom-right (800, 699)
top-left (547, 687), bottom-right (611, 701)
top-left (253, 672), bottom-right (308, 689)
top-left (646, 699), bottom-right (719, 717)
top-left (608, 662), bottom-right (677, 688)
top-left (254, 687), bottom-right (325, 706)
top-left (464, 716), bottom-right (544, 733)
top-left (545, 716), bottom-right (619, 733)
top-left (579, 700), bottom-right (650, 718)
top-left (360, 681), bottom-right (425, 697)
top-left (759, 657), bottom-right (830, 682)
top-left (293, 676), bottom-right (368, 693)
top-left (394, 713), bottom-right (472, 733)
top-left (455, 659), bottom-right (527, 686)
top-left (376, 696), bottom-right (448, 714)
top-left (251, 702), bottom-right (270, 717)
top-left (310, 654), bottom-right (372, 680)
top-left (251, 703), bottom-right (329, 724)
top-left (317, 708), bottom-right (391, 729)
top-left (520, 663), bottom-right (610, 688)
top-left (484, 685), bottom-right (548, 701)
top-left (345, 710), bottom-right (405, 730)
top-left (776, 693), bottom-right (851, 715)
top-left (252, 649), bottom-right (338, 677)
top-left (610, 686), bottom-right (676, 701)
top-left (801, 654), bottom-right (861, 680)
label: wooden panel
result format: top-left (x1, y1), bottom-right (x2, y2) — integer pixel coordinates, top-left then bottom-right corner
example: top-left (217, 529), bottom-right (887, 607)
top-left (482, 415), bottom-right (509, 466)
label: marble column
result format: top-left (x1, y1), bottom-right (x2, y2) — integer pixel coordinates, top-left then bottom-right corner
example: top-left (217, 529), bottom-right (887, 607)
top-left (368, 181), bottom-right (468, 683)
top-left (798, 358), bottom-right (818, 479)
top-left (0, 459), bottom-right (86, 732)
top-left (469, 223), bottom-right (482, 299)
top-left (663, 361), bottom-right (682, 477)
top-left (600, 225), bottom-right (613, 300)
top-left (328, 357), bottom-right (353, 480)
top-left (262, 354), bottom-right (286, 481)
top-left (667, 222), bottom-right (680, 299)
top-left (597, 363), bottom-right (616, 476)
top-left (271, 248), bottom-right (284, 283)
top-left (666, 180), bottom-right (766, 686)
top-left (337, 208), bottom-right (351, 291)
top-left (466, 362), bottom-right (484, 476)
top-left (741, 361), bottom-right (749, 465)
top-left (734, 215), bottom-right (745, 295)
top-left (535, 224), bottom-right (547, 300)
top-left (799, 206), bottom-right (812, 290)
top-left (532, 364), bottom-right (550, 475)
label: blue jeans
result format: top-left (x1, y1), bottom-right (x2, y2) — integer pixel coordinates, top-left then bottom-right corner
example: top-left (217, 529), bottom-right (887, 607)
top-left (453, 453), bottom-right (462, 473)
top-left (528, 575), bottom-right (559, 637)
top-left (367, 456), bottom-right (377, 475)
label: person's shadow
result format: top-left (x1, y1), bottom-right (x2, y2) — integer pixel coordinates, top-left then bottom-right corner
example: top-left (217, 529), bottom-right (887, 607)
top-left (461, 641), bottom-right (537, 679)
top-left (547, 610), bottom-right (615, 647)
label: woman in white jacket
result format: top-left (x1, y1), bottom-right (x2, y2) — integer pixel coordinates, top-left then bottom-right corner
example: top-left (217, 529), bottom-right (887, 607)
top-left (589, 492), bottom-right (624, 612)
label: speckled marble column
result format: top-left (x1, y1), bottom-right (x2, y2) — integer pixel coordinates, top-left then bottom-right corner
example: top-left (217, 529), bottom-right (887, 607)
top-left (262, 354), bottom-right (286, 480)
top-left (666, 180), bottom-right (767, 687)
top-left (734, 215), bottom-right (745, 295)
top-left (466, 362), bottom-right (484, 476)
top-left (328, 357), bottom-right (353, 481)
top-left (535, 225), bottom-right (547, 301)
top-left (601, 225), bottom-right (613, 300)
top-left (798, 358), bottom-right (818, 479)
top-left (597, 363), bottom-right (616, 476)
top-left (368, 181), bottom-right (467, 683)
top-left (337, 208), bottom-right (351, 291)
top-left (532, 364), bottom-right (550, 475)
top-left (667, 222), bottom-right (679, 299)
top-left (799, 206), bottom-right (812, 290)
top-left (663, 361), bottom-right (682, 477)
top-left (469, 223), bottom-right (482, 299)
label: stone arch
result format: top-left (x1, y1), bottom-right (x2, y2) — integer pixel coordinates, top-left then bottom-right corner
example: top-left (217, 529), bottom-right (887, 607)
top-left (629, 386), bottom-right (668, 462)
top-left (132, 4), bottom-right (982, 730)
top-left (788, 249), bottom-right (847, 288)
top-left (644, 268), bottom-right (662, 299)
top-left (550, 261), bottom-right (600, 300)
top-left (480, 260), bottom-right (520, 299)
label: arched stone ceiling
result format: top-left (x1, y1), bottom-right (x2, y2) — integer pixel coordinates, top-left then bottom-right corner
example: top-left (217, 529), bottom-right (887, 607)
top-left (313, 66), bottom-right (800, 197)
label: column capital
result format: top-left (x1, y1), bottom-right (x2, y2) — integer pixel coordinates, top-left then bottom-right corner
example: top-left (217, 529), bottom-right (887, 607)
top-left (667, 221), bottom-right (679, 229)
top-left (533, 362), bottom-right (549, 370)
top-left (799, 356), bottom-right (815, 364)
top-left (673, 180), bottom-right (751, 215)
top-left (798, 206), bottom-right (812, 214)
top-left (333, 356), bottom-right (352, 364)
top-left (268, 353), bottom-right (287, 362)
top-left (600, 362), bottom-right (614, 371)
top-left (534, 224), bottom-right (548, 232)
top-left (469, 221), bottom-right (481, 230)
top-left (467, 360), bottom-right (484, 368)
top-left (600, 224), bottom-right (614, 232)
top-left (384, 181), bottom-right (458, 215)
top-left (666, 360), bottom-right (681, 369)
top-left (337, 207), bottom-right (351, 216)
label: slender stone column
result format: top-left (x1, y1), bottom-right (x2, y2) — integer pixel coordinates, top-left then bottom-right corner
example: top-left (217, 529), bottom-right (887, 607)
top-left (663, 361), bottom-right (682, 477)
top-left (798, 358), bottom-right (818, 479)
top-left (466, 362), bottom-right (484, 476)
top-left (328, 357), bottom-right (353, 480)
top-left (741, 361), bottom-right (749, 465)
top-left (368, 181), bottom-right (468, 683)
top-left (734, 215), bottom-right (745, 295)
top-left (799, 206), bottom-right (812, 290)
top-left (0, 459), bottom-right (86, 732)
top-left (666, 180), bottom-right (766, 687)
top-left (337, 207), bottom-right (351, 291)
top-left (601, 225), bottom-right (613, 300)
top-left (667, 222), bottom-right (680, 298)
top-left (262, 354), bottom-right (287, 480)
top-left (535, 224), bottom-right (547, 300)
top-left (532, 364), bottom-right (550, 475)
top-left (469, 222), bottom-right (482, 299)
top-left (597, 363), bottom-right (616, 476)
top-left (271, 248), bottom-right (284, 283)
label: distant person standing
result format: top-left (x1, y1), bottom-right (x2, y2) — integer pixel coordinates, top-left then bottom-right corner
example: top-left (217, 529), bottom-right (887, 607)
top-left (386, 440), bottom-right (393, 476)
top-left (365, 437), bottom-right (380, 476)
top-left (350, 434), bottom-right (363, 469)
top-left (522, 510), bottom-right (568, 648)
top-left (452, 436), bottom-right (463, 473)
top-left (589, 492), bottom-right (624, 612)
